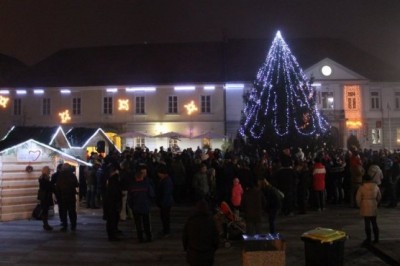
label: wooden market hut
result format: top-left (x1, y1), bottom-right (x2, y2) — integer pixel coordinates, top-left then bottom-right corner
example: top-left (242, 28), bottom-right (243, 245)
top-left (0, 127), bottom-right (90, 221)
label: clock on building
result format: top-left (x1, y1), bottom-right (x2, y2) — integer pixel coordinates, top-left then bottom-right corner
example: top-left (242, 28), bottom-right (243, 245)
top-left (321, 65), bottom-right (332, 77)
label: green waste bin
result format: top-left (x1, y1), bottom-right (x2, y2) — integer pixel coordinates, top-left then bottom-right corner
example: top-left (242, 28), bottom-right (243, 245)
top-left (301, 227), bottom-right (347, 266)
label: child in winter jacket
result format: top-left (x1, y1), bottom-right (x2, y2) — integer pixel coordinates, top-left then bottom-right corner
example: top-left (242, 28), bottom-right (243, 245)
top-left (231, 178), bottom-right (243, 219)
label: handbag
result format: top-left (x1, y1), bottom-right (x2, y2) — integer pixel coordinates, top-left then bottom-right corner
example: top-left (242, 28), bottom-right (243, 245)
top-left (32, 204), bottom-right (43, 220)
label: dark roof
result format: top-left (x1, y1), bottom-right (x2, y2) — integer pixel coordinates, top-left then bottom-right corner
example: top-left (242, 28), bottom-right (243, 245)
top-left (66, 127), bottom-right (100, 147)
top-left (2, 38), bottom-right (399, 87)
top-left (0, 126), bottom-right (60, 151)
top-left (0, 54), bottom-right (27, 85)
top-left (224, 38), bottom-right (399, 82)
top-left (9, 42), bottom-right (225, 87)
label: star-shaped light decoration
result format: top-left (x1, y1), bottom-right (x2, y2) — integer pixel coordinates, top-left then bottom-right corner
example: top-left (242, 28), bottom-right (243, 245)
top-left (184, 100), bottom-right (198, 115)
top-left (59, 110), bottom-right (71, 123)
top-left (0, 95), bottom-right (9, 108)
top-left (118, 99), bottom-right (130, 111)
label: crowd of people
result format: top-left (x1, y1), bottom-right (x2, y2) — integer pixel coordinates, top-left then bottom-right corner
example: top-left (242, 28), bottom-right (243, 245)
top-left (36, 144), bottom-right (400, 264)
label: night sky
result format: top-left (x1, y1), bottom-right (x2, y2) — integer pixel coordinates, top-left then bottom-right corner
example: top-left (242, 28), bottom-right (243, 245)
top-left (0, 0), bottom-right (399, 67)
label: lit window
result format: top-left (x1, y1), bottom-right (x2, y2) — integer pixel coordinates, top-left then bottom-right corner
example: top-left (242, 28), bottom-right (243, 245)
top-left (370, 92), bottom-right (380, 110)
top-left (321, 92), bottom-right (334, 109)
top-left (103, 97), bottom-right (113, 115)
top-left (371, 128), bottom-right (382, 144)
top-left (72, 97), bottom-right (81, 115)
top-left (201, 95), bottom-right (211, 113)
top-left (168, 96), bottom-right (178, 114)
top-left (42, 98), bottom-right (51, 115)
top-left (136, 96), bottom-right (145, 114)
top-left (169, 138), bottom-right (179, 150)
top-left (346, 91), bottom-right (357, 110)
top-left (135, 137), bottom-right (146, 148)
top-left (13, 98), bottom-right (22, 115)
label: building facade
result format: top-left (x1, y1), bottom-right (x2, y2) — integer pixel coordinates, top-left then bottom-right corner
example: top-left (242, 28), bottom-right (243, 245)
top-left (0, 39), bottom-right (399, 151)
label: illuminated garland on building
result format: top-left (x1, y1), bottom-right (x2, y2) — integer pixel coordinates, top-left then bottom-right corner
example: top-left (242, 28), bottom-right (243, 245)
top-left (239, 31), bottom-right (329, 143)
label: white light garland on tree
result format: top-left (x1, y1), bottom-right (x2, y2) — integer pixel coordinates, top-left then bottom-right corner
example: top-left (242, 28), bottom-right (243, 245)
top-left (239, 31), bottom-right (329, 144)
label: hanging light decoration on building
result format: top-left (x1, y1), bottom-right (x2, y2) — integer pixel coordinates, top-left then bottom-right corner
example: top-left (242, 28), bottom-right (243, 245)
top-left (0, 95), bottom-right (9, 108)
top-left (118, 99), bottom-right (130, 111)
top-left (184, 100), bottom-right (198, 115)
top-left (59, 110), bottom-right (71, 123)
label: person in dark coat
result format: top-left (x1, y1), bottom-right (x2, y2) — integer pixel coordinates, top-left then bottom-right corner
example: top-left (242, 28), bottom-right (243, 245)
top-left (295, 160), bottom-right (311, 214)
top-left (55, 163), bottom-right (79, 232)
top-left (50, 163), bottom-right (63, 222)
top-left (258, 179), bottom-right (283, 234)
top-left (182, 200), bottom-right (219, 266)
top-left (104, 163), bottom-right (122, 241)
top-left (127, 164), bottom-right (155, 243)
top-left (86, 161), bottom-right (100, 209)
top-left (156, 164), bottom-right (174, 238)
top-left (274, 158), bottom-right (297, 216)
top-left (241, 181), bottom-right (267, 234)
top-left (38, 166), bottom-right (54, 231)
top-left (387, 156), bottom-right (400, 208)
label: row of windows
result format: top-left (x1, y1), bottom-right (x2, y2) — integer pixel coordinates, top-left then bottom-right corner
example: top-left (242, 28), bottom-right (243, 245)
top-left (349, 128), bottom-right (400, 145)
top-left (11, 92), bottom-right (400, 115)
top-left (11, 96), bottom-right (212, 116)
top-left (319, 91), bottom-right (400, 110)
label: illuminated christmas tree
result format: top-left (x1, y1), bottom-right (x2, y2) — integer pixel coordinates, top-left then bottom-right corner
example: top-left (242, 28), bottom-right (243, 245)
top-left (239, 31), bottom-right (330, 149)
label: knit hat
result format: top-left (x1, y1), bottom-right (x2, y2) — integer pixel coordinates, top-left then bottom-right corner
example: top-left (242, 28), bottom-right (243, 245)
top-left (367, 165), bottom-right (380, 179)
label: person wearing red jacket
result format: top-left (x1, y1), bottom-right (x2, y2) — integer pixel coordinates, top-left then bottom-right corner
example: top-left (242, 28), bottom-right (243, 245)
top-left (313, 157), bottom-right (326, 212)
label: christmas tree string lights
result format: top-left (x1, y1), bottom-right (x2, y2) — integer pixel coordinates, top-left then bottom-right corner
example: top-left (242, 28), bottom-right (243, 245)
top-left (239, 31), bottom-right (329, 145)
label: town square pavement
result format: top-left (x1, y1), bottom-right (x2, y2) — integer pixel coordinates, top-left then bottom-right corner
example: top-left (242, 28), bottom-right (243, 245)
top-left (0, 202), bottom-right (399, 265)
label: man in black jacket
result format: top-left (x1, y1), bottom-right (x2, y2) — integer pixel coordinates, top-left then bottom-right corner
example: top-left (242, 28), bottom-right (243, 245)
top-left (56, 163), bottom-right (79, 232)
top-left (182, 200), bottom-right (219, 266)
top-left (156, 164), bottom-right (174, 238)
top-left (104, 163), bottom-right (122, 241)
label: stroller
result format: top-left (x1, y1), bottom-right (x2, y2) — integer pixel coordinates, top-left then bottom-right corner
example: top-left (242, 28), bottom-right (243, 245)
top-left (214, 201), bottom-right (246, 248)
